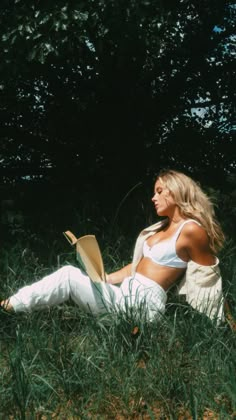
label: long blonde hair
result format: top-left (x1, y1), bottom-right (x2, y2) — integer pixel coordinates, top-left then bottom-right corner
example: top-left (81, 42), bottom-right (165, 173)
top-left (157, 169), bottom-right (225, 253)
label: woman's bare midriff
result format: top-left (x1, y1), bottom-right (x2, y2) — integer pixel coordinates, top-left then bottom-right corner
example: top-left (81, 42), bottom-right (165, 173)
top-left (136, 257), bottom-right (186, 291)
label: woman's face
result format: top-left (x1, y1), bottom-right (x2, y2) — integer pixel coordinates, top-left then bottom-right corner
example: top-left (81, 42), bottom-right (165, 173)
top-left (152, 178), bottom-right (176, 216)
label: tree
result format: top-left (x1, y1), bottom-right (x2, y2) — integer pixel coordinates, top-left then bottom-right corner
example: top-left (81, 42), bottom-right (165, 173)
top-left (0, 0), bottom-right (234, 195)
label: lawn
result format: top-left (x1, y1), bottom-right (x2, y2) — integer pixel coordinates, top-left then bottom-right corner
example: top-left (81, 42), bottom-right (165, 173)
top-left (0, 238), bottom-right (235, 419)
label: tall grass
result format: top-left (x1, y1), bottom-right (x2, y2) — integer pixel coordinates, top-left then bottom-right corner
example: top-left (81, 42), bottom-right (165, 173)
top-left (0, 222), bottom-right (236, 419)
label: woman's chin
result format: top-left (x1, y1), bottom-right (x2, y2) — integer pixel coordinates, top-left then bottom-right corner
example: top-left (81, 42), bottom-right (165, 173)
top-left (156, 209), bottom-right (168, 217)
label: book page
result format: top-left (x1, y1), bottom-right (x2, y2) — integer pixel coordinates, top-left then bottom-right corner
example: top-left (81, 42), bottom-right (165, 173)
top-left (63, 231), bottom-right (105, 283)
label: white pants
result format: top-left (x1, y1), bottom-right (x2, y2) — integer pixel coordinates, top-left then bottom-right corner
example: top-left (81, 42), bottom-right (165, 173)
top-left (9, 265), bottom-right (167, 321)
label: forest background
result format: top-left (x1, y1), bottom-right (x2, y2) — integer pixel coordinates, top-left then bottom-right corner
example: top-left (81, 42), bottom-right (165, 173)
top-left (0, 0), bottom-right (235, 249)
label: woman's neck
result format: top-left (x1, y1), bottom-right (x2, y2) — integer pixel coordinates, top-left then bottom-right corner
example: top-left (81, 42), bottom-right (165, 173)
top-left (166, 211), bottom-right (186, 228)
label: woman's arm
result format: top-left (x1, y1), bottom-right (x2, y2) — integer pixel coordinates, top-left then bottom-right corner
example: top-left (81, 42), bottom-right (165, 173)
top-left (184, 223), bottom-right (216, 265)
top-left (106, 263), bottom-right (132, 285)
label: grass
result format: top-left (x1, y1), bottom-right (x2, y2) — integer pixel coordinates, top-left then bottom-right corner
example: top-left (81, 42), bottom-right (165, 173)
top-left (0, 233), bottom-right (236, 419)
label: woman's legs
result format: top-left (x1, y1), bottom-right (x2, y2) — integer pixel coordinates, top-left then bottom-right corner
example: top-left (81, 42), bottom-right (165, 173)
top-left (120, 273), bottom-right (167, 320)
top-left (2, 268), bottom-right (167, 321)
top-left (7, 265), bottom-right (123, 314)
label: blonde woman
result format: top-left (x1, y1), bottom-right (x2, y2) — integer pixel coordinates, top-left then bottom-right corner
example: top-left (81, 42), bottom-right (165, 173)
top-left (1, 170), bottom-right (225, 321)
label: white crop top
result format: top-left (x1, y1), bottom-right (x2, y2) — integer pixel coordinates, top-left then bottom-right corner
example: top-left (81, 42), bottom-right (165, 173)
top-left (143, 219), bottom-right (201, 269)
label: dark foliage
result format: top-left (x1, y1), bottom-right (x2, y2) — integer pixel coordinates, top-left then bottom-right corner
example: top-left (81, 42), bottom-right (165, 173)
top-left (0, 0), bottom-right (235, 239)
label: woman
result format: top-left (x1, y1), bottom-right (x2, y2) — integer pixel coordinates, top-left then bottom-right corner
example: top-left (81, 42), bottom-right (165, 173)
top-left (1, 170), bottom-right (225, 321)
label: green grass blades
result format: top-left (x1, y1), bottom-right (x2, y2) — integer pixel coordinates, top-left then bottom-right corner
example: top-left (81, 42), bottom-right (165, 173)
top-left (0, 234), bottom-right (235, 418)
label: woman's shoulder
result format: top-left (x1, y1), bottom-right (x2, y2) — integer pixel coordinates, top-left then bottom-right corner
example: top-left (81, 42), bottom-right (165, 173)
top-left (182, 220), bottom-right (207, 238)
top-left (181, 220), bottom-right (215, 263)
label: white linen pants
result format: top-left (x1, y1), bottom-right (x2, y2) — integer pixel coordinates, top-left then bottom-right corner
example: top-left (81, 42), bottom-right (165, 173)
top-left (9, 265), bottom-right (167, 321)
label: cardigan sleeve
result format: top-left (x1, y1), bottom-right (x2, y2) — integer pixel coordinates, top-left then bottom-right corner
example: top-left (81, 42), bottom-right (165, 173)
top-left (177, 259), bottom-right (224, 321)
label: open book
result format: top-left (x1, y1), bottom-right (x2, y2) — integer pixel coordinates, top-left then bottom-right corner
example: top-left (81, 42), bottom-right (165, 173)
top-left (63, 230), bottom-right (106, 283)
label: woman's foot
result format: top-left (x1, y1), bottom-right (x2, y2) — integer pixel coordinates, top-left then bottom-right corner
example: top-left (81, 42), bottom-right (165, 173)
top-left (0, 299), bottom-right (13, 312)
